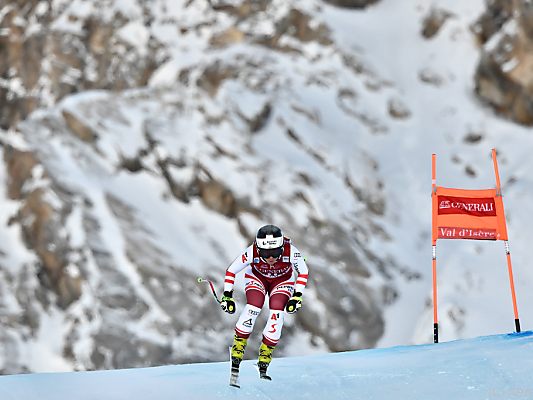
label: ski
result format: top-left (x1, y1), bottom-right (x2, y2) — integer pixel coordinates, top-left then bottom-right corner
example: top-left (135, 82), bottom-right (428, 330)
top-left (228, 345), bottom-right (241, 388)
top-left (229, 365), bottom-right (240, 388)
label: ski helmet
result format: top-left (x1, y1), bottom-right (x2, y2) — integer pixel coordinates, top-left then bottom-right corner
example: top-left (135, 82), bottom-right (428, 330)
top-left (255, 224), bottom-right (284, 260)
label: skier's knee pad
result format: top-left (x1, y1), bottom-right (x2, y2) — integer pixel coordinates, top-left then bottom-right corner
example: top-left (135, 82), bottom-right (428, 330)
top-left (262, 309), bottom-right (285, 346)
top-left (235, 304), bottom-right (262, 338)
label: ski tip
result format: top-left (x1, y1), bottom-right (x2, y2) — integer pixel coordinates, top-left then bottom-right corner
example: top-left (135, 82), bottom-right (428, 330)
top-left (229, 383), bottom-right (241, 388)
top-left (196, 277), bottom-right (204, 283)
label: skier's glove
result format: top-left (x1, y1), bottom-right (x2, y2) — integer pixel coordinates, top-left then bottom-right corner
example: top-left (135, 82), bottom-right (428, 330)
top-left (220, 291), bottom-right (236, 314)
top-left (286, 292), bottom-right (303, 314)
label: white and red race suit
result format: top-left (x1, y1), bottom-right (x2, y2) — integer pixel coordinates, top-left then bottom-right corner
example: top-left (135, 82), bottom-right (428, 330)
top-left (223, 237), bottom-right (309, 347)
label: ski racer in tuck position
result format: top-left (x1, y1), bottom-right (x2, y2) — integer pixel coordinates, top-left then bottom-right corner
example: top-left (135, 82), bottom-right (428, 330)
top-left (221, 224), bottom-right (309, 383)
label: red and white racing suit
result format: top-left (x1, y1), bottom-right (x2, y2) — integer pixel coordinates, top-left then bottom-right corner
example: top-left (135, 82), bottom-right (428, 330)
top-left (223, 237), bottom-right (309, 347)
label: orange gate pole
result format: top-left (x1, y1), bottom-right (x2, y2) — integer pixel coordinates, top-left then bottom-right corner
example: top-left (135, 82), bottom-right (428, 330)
top-left (432, 154), bottom-right (439, 343)
top-left (492, 149), bottom-right (521, 333)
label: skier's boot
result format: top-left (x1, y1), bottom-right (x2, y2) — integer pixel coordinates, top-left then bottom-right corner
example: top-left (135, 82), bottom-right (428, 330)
top-left (231, 334), bottom-right (248, 365)
top-left (230, 335), bottom-right (247, 387)
top-left (258, 342), bottom-right (275, 381)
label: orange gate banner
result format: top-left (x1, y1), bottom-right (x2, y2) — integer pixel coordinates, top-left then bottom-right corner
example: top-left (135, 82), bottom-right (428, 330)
top-left (432, 187), bottom-right (508, 242)
top-left (430, 149), bottom-right (520, 344)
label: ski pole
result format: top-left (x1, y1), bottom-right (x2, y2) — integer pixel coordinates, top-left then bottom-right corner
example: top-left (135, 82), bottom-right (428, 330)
top-left (197, 277), bottom-right (221, 304)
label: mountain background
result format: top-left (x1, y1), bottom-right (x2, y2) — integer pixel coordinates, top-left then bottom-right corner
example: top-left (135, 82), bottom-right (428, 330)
top-left (1, 0), bottom-right (533, 374)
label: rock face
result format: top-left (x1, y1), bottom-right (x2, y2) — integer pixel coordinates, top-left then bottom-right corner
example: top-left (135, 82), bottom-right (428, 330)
top-left (4, 146), bottom-right (82, 309)
top-left (473, 0), bottom-right (533, 125)
top-left (0, 1), bottom-right (163, 129)
top-left (0, 0), bottom-right (400, 373)
top-left (421, 7), bottom-right (454, 39)
top-left (322, 0), bottom-right (380, 9)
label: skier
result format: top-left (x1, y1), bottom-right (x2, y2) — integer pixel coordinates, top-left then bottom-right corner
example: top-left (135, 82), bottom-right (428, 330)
top-left (220, 224), bottom-right (309, 386)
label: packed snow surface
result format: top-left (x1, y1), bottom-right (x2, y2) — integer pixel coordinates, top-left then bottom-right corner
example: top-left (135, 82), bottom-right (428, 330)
top-left (1, 331), bottom-right (532, 400)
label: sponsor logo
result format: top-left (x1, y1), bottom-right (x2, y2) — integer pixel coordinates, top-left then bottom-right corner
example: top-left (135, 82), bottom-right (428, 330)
top-left (253, 257), bottom-right (260, 263)
top-left (268, 323), bottom-right (277, 334)
top-left (282, 256), bottom-right (289, 262)
top-left (438, 227), bottom-right (497, 240)
top-left (260, 239), bottom-right (281, 247)
top-left (253, 265), bottom-right (292, 278)
top-left (438, 196), bottom-right (496, 216)
top-left (270, 313), bottom-right (280, 320)
top-left (274, 284), bottom-right (294, 293)
top-left (245, 280), bottom-right (264, 291)
top-left (241, 251), bottom-right (248, 263)
top-left (248, 309), bottom-right (260, 316)
top-left (243, 318), bottom-right (253, 328)
top-left (293, 252), bottom-right (301, 258)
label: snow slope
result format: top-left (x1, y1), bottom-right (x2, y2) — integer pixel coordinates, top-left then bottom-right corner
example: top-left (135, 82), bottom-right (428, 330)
top-left (1, 331), bottom-right (532, 400)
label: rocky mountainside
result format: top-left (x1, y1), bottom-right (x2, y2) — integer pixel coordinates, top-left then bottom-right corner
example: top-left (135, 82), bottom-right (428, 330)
top-left (474, 0), bottom-right (533, 126)
top-left (0, 0), bottom-right (532, 374)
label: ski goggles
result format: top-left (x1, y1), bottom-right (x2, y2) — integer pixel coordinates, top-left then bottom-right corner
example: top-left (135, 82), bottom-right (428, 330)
top-left (258, 247), bottom-right (283, 259)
